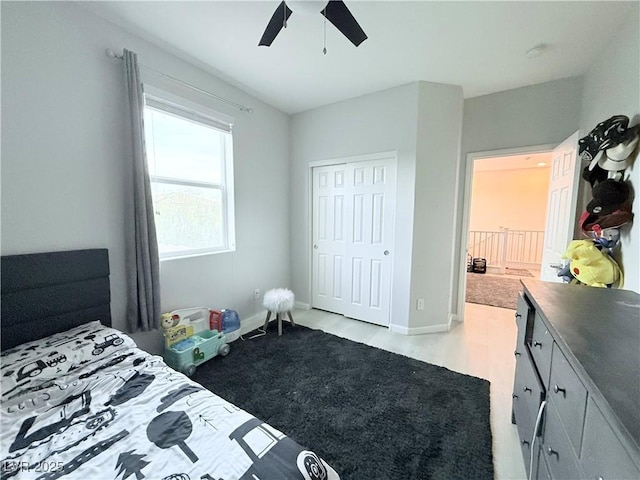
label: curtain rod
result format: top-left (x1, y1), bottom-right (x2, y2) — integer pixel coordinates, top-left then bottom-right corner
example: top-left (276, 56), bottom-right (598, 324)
top-left (105, 49), bottom-right (254, 114)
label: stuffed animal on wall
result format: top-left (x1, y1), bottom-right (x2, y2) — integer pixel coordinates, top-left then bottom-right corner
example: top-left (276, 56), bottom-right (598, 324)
top-left (561, 240), bottom-right (623, 288)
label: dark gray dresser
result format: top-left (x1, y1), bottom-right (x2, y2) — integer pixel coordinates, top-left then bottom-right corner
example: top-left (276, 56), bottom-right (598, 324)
top-left (511, 280), bottom-right (640, 480)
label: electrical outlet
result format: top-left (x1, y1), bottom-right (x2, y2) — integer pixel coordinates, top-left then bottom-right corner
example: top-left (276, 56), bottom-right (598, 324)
top-left (416, 298), bottom-right (425, 310)
top-left (254, 288), bottom-right (261, 300)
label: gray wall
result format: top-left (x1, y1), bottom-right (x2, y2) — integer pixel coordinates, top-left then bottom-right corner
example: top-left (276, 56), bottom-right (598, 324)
top-left (1, 2), bottom-right (291, 353)
top-left (461, 77), bottom-right (584, 155)
top-left (453, 77), bottom-right (585, 314)
top-left (2, 2), bottom-right (636, 356)
top-left (410, 82), bottom-right (463, 330)
top-left (290, 81), bottom-right (463, 332)
top-left (454, 7), bottom-right (640, 302)
top-left (578, 8), bottom-right (640, 293)
top-left (290, 83), bottom-right (419, 331)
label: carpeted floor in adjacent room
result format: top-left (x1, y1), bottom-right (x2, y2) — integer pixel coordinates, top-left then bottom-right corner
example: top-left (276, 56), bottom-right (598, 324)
top-left (465, 273), bottom-right (523, 309)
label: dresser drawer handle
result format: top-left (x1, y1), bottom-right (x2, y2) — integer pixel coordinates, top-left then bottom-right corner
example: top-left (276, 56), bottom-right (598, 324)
top-left (512, 393), bottom-right (519, 399)
top-left (521, 439), bottom-right (530, 447)
top-left (515, 313), bottom-right (522, 319)
top-left (547, 446), bottom-right (559, 458)
top-left (523, 386), bottom-right (532, 393)
top-left (533, 341), bottom-right (542, 348)
top-left (514, 350), bottom-right (521, 357)
top-left (553, 385), bottom-right (566, 396)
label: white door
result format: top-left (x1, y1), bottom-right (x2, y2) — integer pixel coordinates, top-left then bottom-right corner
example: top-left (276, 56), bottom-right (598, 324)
top-left (312, 157), bottom-right (396, 326)
top-left (540, 131), bottom-right (582, 282)
top-left (312, 164), bottom-right (348, 314)
top-left (342, 159), bottom-right (396, 325)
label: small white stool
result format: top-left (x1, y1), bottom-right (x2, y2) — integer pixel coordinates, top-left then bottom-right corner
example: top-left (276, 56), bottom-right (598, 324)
top-left (263, 288), bottom-right (295, 336)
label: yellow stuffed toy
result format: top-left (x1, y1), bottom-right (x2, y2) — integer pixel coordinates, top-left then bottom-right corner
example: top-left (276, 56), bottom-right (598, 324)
top-left (562, 240), bottom-right (624, 288)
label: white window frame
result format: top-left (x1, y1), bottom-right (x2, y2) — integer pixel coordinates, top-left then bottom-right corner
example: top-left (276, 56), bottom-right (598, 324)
top-left (143, 85), bottom-right (236, 260)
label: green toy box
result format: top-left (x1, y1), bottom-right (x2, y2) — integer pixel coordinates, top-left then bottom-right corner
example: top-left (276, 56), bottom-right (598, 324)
top-left (163, 329), bottom-right (230, 376)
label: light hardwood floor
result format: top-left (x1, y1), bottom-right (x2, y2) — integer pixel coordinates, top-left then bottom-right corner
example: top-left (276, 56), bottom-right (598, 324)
top-left (292, 303), bottom-right (527, 480)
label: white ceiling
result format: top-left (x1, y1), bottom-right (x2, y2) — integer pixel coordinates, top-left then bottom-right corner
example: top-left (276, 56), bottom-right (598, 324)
top-left (474, 152), bottom-right (551, 172)
top-left (81, 1), bottom-right (634, 114)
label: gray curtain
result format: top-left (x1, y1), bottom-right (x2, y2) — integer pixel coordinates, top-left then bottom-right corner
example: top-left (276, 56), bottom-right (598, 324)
top-left (123, 49), bottom-right (161, 332)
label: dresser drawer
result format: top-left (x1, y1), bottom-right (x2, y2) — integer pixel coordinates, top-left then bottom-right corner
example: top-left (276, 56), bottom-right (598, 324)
top-left (513, 348), bottom-right (544, 477)
top-left (513, 389), bottom-right (535, 446)
top-left (514, 391), bottom-right (536, 479)
top-left (581, 397), bottom-right (640, 480)
top-left (537, 446), bottom-right (552, 480)
top-left (549, 342), bottom-right (587, 454)
top-left (530, 312), bottom-right (553, 387)
top-left (542, 400), bottom-right (582, 479)
top-left (519, 435), bottom-right (535, 479)
top-left (513, 348), bottom-right (545, 428)
top-left (515, 293), bottom-right (533, 350)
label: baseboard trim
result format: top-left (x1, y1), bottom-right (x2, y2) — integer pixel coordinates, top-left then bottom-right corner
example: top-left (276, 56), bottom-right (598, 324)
top-left (241, 303), bottom-right (310, 336)
top-left (389, 323), bottom-right (450, 335)
top-left (240, 311), bottom-right (266, 335)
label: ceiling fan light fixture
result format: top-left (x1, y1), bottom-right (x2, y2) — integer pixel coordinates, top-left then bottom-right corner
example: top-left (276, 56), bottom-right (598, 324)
top-left (287, 1), bottom-right (329, 16)
top-left (259, 0), bottom-right (367, 48)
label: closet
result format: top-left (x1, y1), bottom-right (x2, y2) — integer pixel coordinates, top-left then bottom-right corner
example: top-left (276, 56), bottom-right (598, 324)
top-left (311, 156), bottom-right (396, 326)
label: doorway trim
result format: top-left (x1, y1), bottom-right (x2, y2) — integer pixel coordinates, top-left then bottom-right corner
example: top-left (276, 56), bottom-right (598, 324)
top-left (456, 143), bottom-right (555, 322)
top-left (306, 150), bottom-right (398, 320)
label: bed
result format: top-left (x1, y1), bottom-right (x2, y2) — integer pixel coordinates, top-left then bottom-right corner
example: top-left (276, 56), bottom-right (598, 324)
top-left (1, 249), bottom-right (338, 480)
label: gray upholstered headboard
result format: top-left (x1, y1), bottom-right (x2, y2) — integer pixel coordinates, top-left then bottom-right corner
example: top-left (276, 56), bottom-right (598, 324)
top-left (1, 249), bottom-right (111, 351)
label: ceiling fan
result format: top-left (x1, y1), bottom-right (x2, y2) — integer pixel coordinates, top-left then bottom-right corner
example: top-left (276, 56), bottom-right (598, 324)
top-left (259, 1), bottom-right (368, 48)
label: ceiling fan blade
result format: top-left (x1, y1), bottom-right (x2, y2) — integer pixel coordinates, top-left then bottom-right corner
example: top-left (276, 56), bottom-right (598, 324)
top-left (321, 1), bottom-right (367, 47)
top-left (259, 1), bottom-right (293, 46)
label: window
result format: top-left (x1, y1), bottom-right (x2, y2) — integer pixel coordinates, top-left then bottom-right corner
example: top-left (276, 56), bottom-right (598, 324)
top-left (143, 88), bottom-right (235, 259)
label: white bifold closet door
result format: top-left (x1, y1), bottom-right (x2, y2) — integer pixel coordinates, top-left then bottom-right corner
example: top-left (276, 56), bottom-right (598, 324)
top-left (312, 157), bottom-right (396, 326)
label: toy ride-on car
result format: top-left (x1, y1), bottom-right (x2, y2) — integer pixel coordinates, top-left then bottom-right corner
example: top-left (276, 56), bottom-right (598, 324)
top-left (163, 329), bottom-right (230, 377)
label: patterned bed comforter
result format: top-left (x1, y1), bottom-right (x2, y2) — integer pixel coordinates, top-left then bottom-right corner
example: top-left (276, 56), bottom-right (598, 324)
top-left (0, 322), bottom-right (338, 480)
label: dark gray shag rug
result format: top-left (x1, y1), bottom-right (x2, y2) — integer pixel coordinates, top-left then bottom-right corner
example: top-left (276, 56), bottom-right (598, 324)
top-left (193, 324), bottom-right (494, 480)
top-left (466, 273), bottom-right (523, 309)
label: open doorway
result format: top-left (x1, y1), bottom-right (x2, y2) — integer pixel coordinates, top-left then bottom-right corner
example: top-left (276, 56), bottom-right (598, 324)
top-left (456, 134), bottom-right (583, 316)
top-left (460, 148), bottom-right (553, 311)
top-left (468, 153), bottom-right (551, 277)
